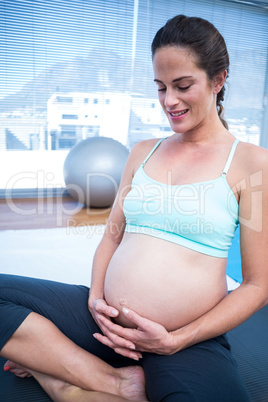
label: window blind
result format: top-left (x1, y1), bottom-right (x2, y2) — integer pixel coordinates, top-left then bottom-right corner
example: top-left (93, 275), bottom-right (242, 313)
top-left (134, 0), bottom-right (268, 144)
top-left (0, 0), bottom-right (267, 193)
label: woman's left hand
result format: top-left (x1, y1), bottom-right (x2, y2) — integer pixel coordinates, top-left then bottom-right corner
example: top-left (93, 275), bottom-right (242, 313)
top-left (93, 307), bottom-right (177, 357)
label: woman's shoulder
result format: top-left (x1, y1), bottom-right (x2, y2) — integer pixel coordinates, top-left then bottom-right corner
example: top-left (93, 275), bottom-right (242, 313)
top-left (238, 140), bottom-right (268, 156)
top-left (125, 138), bottom-right (162, 177)
top-left (233, 141), bottom-right (268, 213)
top-left (128, 137), bottom-right (162, 162)
top-left (237, 140), bottom-right (268, 174)
top-left (130, 138), bottom-right (162, 154)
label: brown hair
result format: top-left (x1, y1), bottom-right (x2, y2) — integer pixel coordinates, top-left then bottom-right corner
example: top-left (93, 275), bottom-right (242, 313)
top-left (151, 15), bottom-right (229, 129)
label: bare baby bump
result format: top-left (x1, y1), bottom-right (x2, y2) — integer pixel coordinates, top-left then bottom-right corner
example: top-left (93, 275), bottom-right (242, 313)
top-left (104, 234), bottom-right (227, 331)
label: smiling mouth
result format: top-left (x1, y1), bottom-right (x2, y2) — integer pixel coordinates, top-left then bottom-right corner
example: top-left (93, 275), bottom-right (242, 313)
top-left (170, 109), bottom-right (188, 117)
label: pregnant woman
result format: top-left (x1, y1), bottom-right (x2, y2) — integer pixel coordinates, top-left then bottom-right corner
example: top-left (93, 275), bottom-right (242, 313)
top-left (1, 15), bottom-right (268, 401)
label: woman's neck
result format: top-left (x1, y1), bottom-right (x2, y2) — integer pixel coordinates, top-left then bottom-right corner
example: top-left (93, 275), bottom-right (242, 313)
top-left (174, 117), bottom-right (230, 146)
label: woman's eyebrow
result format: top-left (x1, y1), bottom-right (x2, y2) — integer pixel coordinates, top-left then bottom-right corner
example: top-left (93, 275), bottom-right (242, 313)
top-left (154, 76), bottom-right (192, 83)
top-left (172, 76), bottom-right (192, 82)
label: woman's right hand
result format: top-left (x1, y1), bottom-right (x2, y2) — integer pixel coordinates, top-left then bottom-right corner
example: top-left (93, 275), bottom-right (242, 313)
top-left (89, 298), bottom-right (142, 360)
top-left (89, 298), bottom-right (119, 330)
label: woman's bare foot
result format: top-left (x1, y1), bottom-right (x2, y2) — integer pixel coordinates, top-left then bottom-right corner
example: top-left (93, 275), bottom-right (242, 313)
top-left (4, 360), bottom-right (32, 378)
top-left (4, 360), bottom-right (148, 401)
top-left (118, 366), bottom-right (148, 401)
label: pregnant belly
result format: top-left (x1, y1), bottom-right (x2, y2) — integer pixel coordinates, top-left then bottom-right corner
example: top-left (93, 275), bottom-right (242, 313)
top-left (104, 233), bottom-right (227, 331)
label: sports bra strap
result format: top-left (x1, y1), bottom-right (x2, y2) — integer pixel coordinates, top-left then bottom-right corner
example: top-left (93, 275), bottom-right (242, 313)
top-left (141, 136), bottom-right (239, 175)
top-left (222, 138), bottom-right (239, 176)
top-left (142, 137), bottom-right (167, 166)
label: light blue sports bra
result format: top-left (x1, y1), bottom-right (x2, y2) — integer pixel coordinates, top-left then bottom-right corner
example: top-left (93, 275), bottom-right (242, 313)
top-left (123, 137), bottom-right (239, 258)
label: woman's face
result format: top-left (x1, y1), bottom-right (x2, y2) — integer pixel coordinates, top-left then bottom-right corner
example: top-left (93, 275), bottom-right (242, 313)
top-left (153, 46), bottom-right (217, 135)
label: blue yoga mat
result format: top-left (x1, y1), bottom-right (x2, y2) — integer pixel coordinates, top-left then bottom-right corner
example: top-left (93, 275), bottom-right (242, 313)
top-left (226, 225), bottom-right (242, 283)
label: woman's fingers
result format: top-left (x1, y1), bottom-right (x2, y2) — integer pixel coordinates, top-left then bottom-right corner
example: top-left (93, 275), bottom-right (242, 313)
top-left (93, 332), bottom-right (142, 360)
top-left (97, 314), bottom-right (132, 335)
top-left (93, 299), bottom-right (119, 318)
top-left (97, 315), bottom-right (136, 349)
top-left (122, 307), bottom-right (150, 329)
top-left (98, 309), bottom-right (150, 341)
top-left (113, 347), bottom-right (142, 360)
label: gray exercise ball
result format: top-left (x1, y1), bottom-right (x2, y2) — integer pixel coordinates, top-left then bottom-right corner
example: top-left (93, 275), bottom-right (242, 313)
top-left (63, 137), bottom-right (129, 208)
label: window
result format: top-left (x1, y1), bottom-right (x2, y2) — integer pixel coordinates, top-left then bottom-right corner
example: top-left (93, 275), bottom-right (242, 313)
top-left (0, 0), bottom-right (267, 195)
top-left (62, 115), bottom-right (79, 120)
top-left (56, 97), bottom-right (73, 103)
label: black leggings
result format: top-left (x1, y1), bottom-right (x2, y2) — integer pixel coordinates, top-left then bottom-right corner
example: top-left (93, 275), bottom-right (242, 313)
top-left (0, 274), bottom-right (250, 402)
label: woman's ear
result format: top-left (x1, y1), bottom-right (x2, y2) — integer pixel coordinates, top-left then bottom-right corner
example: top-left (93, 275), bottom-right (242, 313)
top-left (213, 70), bottom-right (227, 94)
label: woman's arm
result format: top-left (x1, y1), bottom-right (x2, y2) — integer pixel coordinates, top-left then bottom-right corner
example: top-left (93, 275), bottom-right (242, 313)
top-left (88, 224), bottom-right (123, 307)
top-left (88, 148), bottom-right (133, 313)
top-left (88, 139), bottom-right (159, 359)
top-left (87, 147), bottom-right (136, 351)
top-left (88, 139), bottom-right (155, 308)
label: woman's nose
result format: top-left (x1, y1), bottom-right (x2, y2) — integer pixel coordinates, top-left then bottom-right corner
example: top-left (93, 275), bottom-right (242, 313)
top-left (164, 89), bottom-right (180, 109)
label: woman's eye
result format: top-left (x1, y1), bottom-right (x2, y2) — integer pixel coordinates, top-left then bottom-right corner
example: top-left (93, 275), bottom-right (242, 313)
top-left (179, 85), bottom-right (191, 91)
top-left (158, 88), bottom-right (166, 92)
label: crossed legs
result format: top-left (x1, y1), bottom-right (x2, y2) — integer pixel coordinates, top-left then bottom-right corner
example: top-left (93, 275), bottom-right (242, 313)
top-left (1, 312), bottom-right (147, 401)
top-left (0, 275), bottom-right (147, 401)
top-left (0, 275), bottom-right (250, 401)
top-left (4, 360), bottom-right (128, 401)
